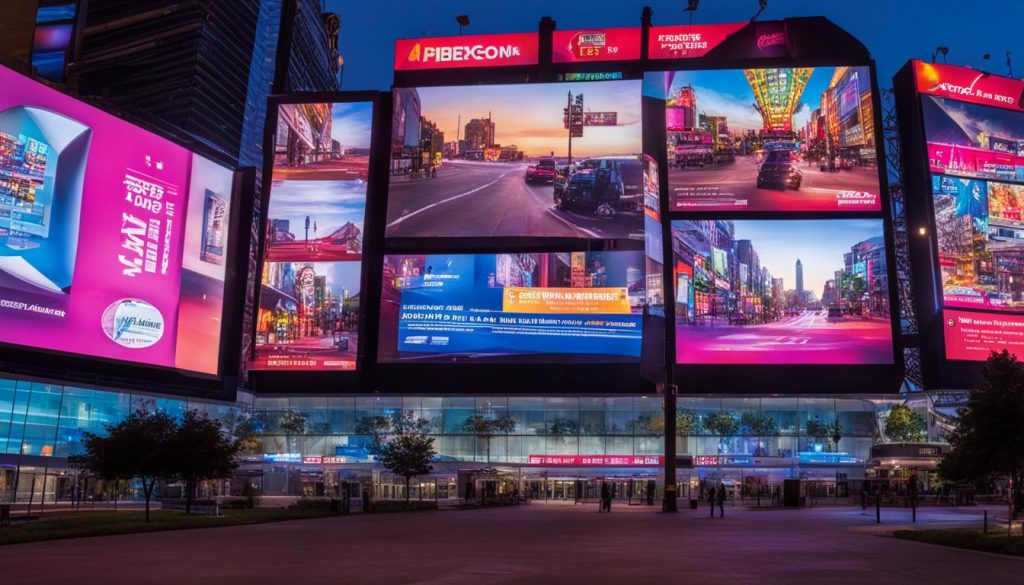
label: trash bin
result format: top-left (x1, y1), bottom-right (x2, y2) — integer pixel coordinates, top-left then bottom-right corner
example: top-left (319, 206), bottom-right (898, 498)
top-left (689, 499), bottom-right (698, 510)
top-left (0, 504), bottom-right (10, 525)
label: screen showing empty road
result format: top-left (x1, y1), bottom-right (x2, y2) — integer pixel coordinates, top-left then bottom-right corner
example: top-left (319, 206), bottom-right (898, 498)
top-left (387, 81), bottom-right (643, 239)
top-left (251, 100), bottom-right (373, 371)
top-left (649, 66), bottom-right (882, 212)
top-left (379, 251), bottom-right (645, 362)
top-left (672, 219), bottom-right (893, 364)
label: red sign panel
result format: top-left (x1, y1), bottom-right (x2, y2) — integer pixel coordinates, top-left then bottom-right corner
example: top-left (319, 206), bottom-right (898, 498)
top-left (648, 23), bottom-right (745, 60)
top-left (526, 455), bottom-right (664, 466)
top-left (395, 32), bottom-right (539, 71)
top-left (944, 309), bottom-right (1024, 361)
top-left (914, 60), bottom-right (1024, 111)
top-left (552, 27), bottom-right (642, 63)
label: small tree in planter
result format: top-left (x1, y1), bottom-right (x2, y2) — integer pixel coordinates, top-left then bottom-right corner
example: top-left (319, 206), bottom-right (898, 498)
top-left (378, 418), bottom-right (436, 504)
top-left (884, 404), bottom-right (927, 442)
top-left (279, 410), bottom-right (307, 454)
top-left (805, 418), bottom-right (843, 452)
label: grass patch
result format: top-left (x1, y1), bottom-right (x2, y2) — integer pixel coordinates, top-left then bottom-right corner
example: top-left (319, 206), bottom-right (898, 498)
top-left (0, 507), bottom-right (339, 546)
top-left (894, 529), bottom-right (1024, 557)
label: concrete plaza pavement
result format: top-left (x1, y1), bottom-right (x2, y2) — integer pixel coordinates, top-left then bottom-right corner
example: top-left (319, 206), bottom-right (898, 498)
top-left (1, 502), bottom-right (1019, 585)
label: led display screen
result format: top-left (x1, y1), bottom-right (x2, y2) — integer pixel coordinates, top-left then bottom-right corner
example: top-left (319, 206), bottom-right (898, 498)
top-left (387, 80), bottom-right (643, 240)
top-left (251, 101), bottom-right (373, 371)
top-left (672, 219), bottom-right (893, 364)
top-left (646, 66), bottom-right (882, 212)
top-left (379, 251), bottom-right (645, 363)
top-left (0, 65), bottom-right (234, 374)
top-left (920, 87), bottom-right (1024, 361)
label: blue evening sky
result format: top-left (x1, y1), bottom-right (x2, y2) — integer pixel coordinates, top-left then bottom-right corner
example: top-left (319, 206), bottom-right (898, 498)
top-left (331, 101), bottom-right (373, 149)
top-left (731, 219), bottom-right (883, 297)
top-left (328, 0), bottom-right (1024, 92)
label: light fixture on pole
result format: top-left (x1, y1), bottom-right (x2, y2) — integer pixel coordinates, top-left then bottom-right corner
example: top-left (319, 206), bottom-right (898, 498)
top-left (932, 45), bottom-right (949, 64)
top-left (683, 0), bottom-right (699, 11)
top-left (456, 15), bottom-right (470, 36)
top-left (751, 0), bottom-right (768, 21)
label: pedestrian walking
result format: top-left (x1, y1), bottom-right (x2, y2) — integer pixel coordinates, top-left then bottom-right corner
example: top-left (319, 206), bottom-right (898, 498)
top-left (708, 486), bottom-right (716, 518)
top-left (717, 483), bottom-right (726, 518)
top-left (600, 481), bottom-right (610, 512)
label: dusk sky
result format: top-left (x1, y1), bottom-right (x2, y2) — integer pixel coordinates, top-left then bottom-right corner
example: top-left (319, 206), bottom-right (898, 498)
top-left (414, 80), bottom-right (641, 157)
top-left (730, 219), bottom-right (884, 297)
top-left (329, 0), bottom-right (1024, 93)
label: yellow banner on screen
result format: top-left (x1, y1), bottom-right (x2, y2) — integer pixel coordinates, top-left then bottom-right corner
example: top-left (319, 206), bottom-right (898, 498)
top-left (502, 287), bottom-right (631, 314)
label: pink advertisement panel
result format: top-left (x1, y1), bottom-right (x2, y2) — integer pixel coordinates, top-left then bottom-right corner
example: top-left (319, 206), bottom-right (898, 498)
top-left (0, 66), bottom-right (233, 374)
top-left (944, 309), bottom-right (1024, 361)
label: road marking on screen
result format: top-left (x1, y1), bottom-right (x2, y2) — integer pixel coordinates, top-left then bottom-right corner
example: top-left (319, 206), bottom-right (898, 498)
top-left (386, 172), bottom-right (510, 227)
top-left (544, 208), bottom-right (601, 238)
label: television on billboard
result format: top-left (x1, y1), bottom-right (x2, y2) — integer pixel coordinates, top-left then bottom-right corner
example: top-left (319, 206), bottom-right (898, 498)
top-left (386, 80), bottom-right (643, 240)
top-left (671, 219), bottom-right (893, 365)
top-left (645, 66), bottom-right (882, 213)
top-left (379, 251), bottom-right (645, 363)
top-left (0, 66), bottom-right (235, 374)
top-left (251, 101), bottom-right (374, 371)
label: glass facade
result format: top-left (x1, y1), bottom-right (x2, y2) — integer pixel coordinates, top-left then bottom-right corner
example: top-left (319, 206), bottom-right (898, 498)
top-left (0, 373), bottom-right (915, 503)
top-left (254, 394), bottom-right (893, 465)
top-left (0, 377), bottom-right (248, 503)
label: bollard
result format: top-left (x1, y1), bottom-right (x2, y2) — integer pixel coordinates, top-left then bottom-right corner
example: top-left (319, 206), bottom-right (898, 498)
top-left (876, 494), bottom-right (881, 524)
top-left (984, 510), bottom-right (988, 534)
top-left (912, 502), bottom-right (916, 524)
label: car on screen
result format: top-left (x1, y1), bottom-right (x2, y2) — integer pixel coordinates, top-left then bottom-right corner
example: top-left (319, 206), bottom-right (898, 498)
top-left (525, 158), bottom-right (558, 184)
top-left (756, 149), bottom-right (802, 190)
top-left (555, 156), bottom-right (642, 216)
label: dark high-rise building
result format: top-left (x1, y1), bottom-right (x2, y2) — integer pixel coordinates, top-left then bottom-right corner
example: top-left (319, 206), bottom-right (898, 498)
top-left (795, 258), bottom-right (804, 294)
top-left (70, 0), bottom-right (339, 167)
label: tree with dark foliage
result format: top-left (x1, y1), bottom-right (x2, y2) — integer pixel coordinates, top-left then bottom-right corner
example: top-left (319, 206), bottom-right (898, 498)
top-left (172, 410), bottom-right (241, 514)
top-left (80, 410), bottom-right (176, 522)
top-left (941, 350), bottom-right (1024, 515)
top-left (378, 413), bottom-right (436, 503)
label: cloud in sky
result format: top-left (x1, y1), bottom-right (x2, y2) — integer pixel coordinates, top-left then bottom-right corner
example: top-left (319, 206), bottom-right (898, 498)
top-left (331, 102), bottom-right (374, 149)
top-left (269, 179), bottom-right (368, 232)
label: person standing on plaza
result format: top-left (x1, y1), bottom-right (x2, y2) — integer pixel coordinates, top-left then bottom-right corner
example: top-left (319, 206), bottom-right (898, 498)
top-left (600, 481), bottom-right (610, 512)
top-left (717, 483), bottom-right (726, 518)
top-left (708, 485), bottom-right (716, 517)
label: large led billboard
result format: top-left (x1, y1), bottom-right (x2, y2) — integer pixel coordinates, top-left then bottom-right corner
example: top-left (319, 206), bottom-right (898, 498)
top-left (646, 66), bottom-right (882, 212)
top-left (379, 251), bottom-right (645, 363)
top-left (251, 101), bottom-right (373, 371)
top-left (387, 80), bottom-right (643, 240)
top-left (918, 72), bottom-right (1024, 361)
top-left (0, 65), bottom-right (234, 374)
top-left (672, 219), bottom-right (893, 365)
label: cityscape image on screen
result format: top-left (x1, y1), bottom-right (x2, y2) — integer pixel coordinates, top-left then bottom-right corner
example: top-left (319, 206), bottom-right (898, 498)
top-left (386, 80), bottom-right (643, 240)
top-left (252, 101), bottom-right (373, 371)
top-left (650, 66), bottom-right (881, 213)
top-left (672, 219), bottom-right (892, 364)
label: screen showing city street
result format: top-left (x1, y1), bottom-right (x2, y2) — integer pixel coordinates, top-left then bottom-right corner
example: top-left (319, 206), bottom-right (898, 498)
top-left (649, 66), bottom-right (882, 212)
top-left (672, 219), bottom-right (893, 364)
top-left (379, 251), bottom-right (645, 362)
top-left (922, 93), bottom-right (1024, 360)
top-left (386, 80), bottom-right (643, 239)
top-left (265, 101), bottom-right (372, 262)
top-left (252, 261), bottom-right (361, 370)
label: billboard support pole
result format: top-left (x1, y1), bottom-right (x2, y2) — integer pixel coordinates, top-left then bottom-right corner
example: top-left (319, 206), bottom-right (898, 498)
top-left (664, 381), bottom-right (678, 512)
